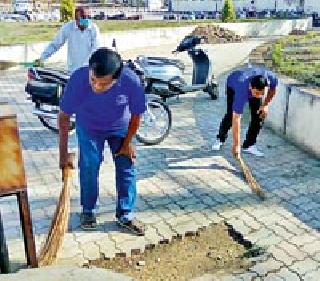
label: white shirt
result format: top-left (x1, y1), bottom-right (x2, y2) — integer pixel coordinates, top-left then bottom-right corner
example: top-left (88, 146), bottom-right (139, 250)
top-left (40, 21), bottom-right (101, 73)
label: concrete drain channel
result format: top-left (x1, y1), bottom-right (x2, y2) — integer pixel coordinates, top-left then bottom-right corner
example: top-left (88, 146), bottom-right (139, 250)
top-left (90, 222), bottom-right (265, 280)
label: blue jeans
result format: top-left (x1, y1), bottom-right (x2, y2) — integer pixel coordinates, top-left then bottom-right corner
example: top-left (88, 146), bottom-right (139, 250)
top-left (76, 125), bottom-right (136, 222)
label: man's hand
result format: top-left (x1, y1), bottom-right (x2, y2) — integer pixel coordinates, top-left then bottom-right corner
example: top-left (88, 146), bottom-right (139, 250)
top-left (59, 152), bottom-right (69, 170)
top-left (60, 153), bottom-right (75, 181)
top-left (257, 105), bottom-right (268, 119)
top-left (232, 144), bottom-right (240, 159)
top-left (116, 143), bottom-right (136, 161)
top-left (33, 58), bottom-right (44, 67)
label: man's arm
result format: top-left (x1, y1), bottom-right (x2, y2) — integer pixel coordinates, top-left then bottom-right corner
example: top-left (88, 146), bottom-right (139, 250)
top-left (91, 24), bottom-right (101, 52)
top-left (40, 24), bottom-right (68, 61)
top-left (116, 114), bottom-right (141, 160)
top-left (232, 112), bottom-right (241, 157)
top-left (258, 87), bottom-right (277, 119)
top-left (58, 110), bottom-right (70, 168)
top-left (263, 87), bottom-right (276, 107)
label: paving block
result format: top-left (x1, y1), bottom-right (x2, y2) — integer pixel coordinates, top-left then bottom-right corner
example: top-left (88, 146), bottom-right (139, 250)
top-left (116, 236), bottom-right (148, 256)
top-left (274, 267), bottom-right (301, 281)
top-left (277, 241), bottom-right (309, 260)
top-left (250, 258), bottom-right (284, 276)
top-left (268, 245), bottom-right (296, 266)
top-left (303, 269), bottom-right (320, 281)
top-left (154, 221), bottom-right (177, 242)
top-left (95, 238), bottom-right (117, 259)
top-left (302, 240), bottom-right (320, 256)
top-left (289, 234), bottom-right (318, 248)
top-left (80, 241), bottom-right (101, 261)
top-left (289, 259), bottom-right (319, 276)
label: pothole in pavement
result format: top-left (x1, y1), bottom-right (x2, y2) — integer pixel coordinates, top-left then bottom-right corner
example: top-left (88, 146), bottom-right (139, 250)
top-left (90, 222), bottom-right (265, 281)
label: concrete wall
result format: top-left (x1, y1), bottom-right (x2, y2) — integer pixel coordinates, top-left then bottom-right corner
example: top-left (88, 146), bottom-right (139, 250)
top-left (266, 78), bottom-right (320, 158)
top-left (0, 18), bottom-right (311, 64)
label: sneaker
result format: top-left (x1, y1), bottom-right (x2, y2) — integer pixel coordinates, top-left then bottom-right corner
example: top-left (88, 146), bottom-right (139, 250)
top-left (211, 139), bottom-right (223, 151)
top-left (117, 218), bottom-right (145, 236)
top-left (80, 212), bottom-right (97, 230)
top-left (243, 145), bottom-right (264, 157)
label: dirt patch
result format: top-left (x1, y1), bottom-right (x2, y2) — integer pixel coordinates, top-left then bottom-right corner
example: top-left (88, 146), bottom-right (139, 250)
top-left (190, 25), bottom-right (244, 44)
top-left (91, 223), bottom-right (258, 281)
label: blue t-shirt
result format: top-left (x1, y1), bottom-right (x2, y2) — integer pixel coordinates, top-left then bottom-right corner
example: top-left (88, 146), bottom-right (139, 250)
top-left (227, 66), bottom-right (278, 114)
top-left (60, 66), bottom-right (146, 135)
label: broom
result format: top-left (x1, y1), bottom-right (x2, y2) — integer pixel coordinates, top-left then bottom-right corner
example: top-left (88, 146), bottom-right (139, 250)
top-left (235, 154), bottom-right (266, 200)
top-left (38, 153), bottom-right (75, 266)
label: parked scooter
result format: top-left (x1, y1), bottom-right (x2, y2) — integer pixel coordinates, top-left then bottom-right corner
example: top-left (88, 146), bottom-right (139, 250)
top-left (135, 35), bottom-right (219, 101)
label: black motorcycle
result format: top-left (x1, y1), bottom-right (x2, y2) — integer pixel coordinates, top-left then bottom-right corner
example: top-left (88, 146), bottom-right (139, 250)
top-left (25, 64), bottom-right (172, 145)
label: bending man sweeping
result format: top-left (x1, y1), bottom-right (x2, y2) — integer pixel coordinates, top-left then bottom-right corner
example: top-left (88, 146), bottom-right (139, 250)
top-left (58, 48), bottom-right (146, 235)
top-left (212, 65), bottom-right (278, 157)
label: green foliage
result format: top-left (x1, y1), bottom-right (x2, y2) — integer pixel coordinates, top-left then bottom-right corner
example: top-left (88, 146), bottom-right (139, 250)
top-left (270, 32), bottom-right (320, 87)
top-left (222, 0), bottom-right (236, 22)
top-left (60, 0), bottom-right (75, 22)
top-left (271, 42), bottom-right (283, 67)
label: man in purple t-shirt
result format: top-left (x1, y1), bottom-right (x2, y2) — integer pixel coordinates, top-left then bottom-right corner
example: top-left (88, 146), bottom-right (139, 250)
top-left (58, 48), bottom-right (146, 235)
top-left (212, 66), bottom-right (278, 157)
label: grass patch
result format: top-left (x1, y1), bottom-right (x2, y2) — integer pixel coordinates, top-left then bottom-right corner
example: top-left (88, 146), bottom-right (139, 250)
top-left (252, 31), bottom-right (320, 87)
top-left (0, 18), bottom-right (299, 46)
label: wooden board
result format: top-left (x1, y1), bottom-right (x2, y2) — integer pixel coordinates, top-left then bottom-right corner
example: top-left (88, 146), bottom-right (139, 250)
top-left (0, 104), bottom-right (26, 193)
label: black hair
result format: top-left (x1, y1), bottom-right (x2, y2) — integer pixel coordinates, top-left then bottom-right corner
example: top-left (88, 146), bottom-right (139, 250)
top-left (250, 75), bottom-right (268, 91)
top-left (89, 48), bottom-right (123, 79)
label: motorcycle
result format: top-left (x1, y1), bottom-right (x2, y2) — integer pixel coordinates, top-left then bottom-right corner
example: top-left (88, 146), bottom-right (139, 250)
top-left (25, 36), bottom-right (217, 145)
top-left (25, 63), bottom-right (171, 145)
top-left (135, 35), bottom-right (219, 101)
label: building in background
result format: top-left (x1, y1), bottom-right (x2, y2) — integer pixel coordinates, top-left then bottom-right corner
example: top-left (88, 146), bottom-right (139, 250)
top-left (170, 0), bottom-right (319, 13)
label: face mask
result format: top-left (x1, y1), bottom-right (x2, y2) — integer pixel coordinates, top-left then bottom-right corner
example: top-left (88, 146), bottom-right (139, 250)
top-left (79, 18), bottom-right (89, 27)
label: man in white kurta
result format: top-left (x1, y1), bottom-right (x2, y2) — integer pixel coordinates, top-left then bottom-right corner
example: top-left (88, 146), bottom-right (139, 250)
top-left (39, 7), bottom-right (101, 73)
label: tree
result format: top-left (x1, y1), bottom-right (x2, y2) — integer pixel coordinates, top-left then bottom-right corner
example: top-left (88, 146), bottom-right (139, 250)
top-left (60, 0), bottom-right (75, 22)
top-left (222, 0), bottom-right (236, 22)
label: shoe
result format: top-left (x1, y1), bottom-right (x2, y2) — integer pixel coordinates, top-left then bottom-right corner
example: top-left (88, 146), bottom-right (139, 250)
top-left (80, 212), bottom-right (97, 230)
top-left (211, 139), bottom-right (223, 151)
top-left (117, 218), bottom-right (145, 236)
top-left (243, 145), bottom-right (264, 157)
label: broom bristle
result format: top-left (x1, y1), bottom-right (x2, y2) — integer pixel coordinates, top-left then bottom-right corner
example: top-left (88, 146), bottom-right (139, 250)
top-left (237, 156), bottom-right (266, 200)
top-left (38, 154), bottom-right (75, 266)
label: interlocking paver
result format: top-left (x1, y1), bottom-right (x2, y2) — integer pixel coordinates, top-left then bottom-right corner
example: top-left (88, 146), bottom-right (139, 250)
top-left (303, 269), bottom-right (320, 281)
top-left (277, 241), bottom-right (309, 261)
top-left (1, 40), bottom-right (319, 281)
top-left (250, 257), bottom-right (284, 276)
top-left (274, 267), bottom-right (301, 281)
top-left (289, 259), bottom-right (319, 276)
top-left (302, 241), bottom-right (320, 256)
top-left (269, 246), bottom-right (296, 266)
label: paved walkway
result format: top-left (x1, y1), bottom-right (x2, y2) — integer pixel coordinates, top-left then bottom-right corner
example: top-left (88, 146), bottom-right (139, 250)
top-left (0, 39), bottom-right (319, 280)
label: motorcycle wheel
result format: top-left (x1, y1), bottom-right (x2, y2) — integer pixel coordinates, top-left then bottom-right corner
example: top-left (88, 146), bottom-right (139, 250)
top-left (136, 99), bottom-right (172, 145)
top-left (207, 82), bottom-right (219, 100)
top-left (38, 116), bottom-right (75, 133)
top-left (0, 213), bottom-right (10, 274)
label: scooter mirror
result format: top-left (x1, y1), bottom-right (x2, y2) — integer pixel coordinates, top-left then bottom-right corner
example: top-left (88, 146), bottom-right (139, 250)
top-left (112, 38), bottom-right (117, 51)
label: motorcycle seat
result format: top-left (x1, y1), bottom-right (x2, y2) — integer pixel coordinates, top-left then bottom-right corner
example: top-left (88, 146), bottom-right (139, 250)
top-left (25, 80), bottom-right (58, 98)
top-left (137, 56), bottom-right (185, 71)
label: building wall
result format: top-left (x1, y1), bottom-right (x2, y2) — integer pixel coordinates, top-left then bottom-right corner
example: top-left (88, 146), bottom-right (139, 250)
top-left (171, 0), bottom-right (319, 13)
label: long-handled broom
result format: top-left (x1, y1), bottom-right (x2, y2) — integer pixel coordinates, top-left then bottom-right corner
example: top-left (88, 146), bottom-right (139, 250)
top-left (235, 155), bottom-right (266, 200)
top-left (38, 153), bottom-right (75, 266)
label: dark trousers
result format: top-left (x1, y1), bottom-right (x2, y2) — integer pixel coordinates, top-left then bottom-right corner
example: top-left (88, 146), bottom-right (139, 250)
top-left (216, 87), bottom-right (263, 148)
